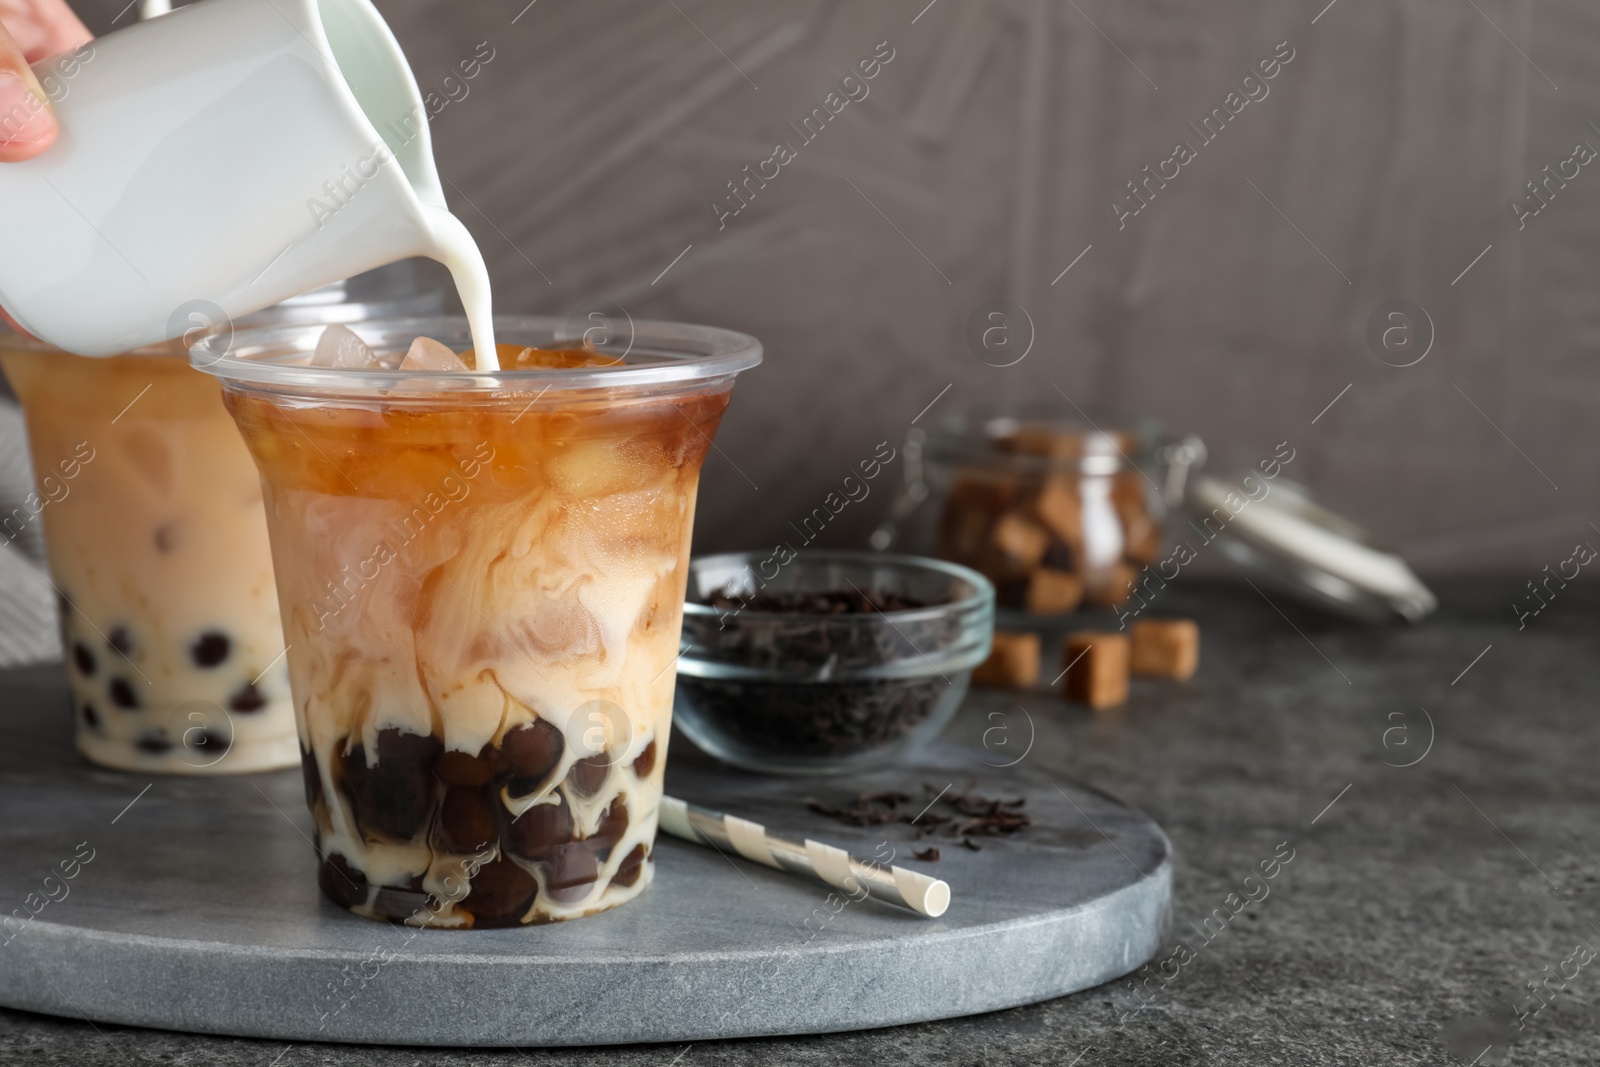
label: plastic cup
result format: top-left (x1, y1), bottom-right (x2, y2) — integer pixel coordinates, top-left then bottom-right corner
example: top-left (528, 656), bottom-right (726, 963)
top-left (194, 316), bottom-right (760, 926)
top-left (0, 340), bottom-right (296, 773)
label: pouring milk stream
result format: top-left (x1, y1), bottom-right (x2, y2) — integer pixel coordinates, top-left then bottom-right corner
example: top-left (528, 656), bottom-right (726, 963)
top-left (0, 0), bottom-right (501, 369)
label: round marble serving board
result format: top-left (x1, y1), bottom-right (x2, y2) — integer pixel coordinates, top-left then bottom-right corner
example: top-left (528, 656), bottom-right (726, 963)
top-left (0, 665), bottom-right (1171, 1046)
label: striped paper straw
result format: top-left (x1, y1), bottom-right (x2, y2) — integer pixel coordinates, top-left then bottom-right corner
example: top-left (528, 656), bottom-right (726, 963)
top-left (659, 795), bottom-right (951, 918)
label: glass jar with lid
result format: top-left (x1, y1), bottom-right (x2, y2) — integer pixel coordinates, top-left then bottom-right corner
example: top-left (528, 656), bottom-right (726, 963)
top-left (875, 406), bottom-right (1434, 628)
top-left (874, 408), bottom-right (1201, 626)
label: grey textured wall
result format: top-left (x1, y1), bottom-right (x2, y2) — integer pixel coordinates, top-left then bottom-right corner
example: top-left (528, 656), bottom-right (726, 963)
top-left (76, 0), bottom-right (1600, 572)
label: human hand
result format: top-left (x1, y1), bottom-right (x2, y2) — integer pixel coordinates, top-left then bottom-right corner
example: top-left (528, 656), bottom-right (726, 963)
top-left (0, 0), bottom-right (91, 160)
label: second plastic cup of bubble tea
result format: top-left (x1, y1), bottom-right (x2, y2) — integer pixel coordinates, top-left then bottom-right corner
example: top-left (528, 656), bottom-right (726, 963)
top-left (1, 338), bottom-right (296, 773)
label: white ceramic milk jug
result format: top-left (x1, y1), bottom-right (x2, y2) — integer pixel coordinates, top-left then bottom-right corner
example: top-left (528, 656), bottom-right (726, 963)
top-left (0, 0), bottom-right (461, 356)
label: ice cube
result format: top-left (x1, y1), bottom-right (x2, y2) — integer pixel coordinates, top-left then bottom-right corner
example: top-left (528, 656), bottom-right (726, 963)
top-left (310, 324), bottom-right (380, 369)
top-left (400, 336), bottom-right (467, 372)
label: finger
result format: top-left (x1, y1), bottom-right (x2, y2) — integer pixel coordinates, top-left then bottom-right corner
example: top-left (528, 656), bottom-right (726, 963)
top-left (0, 18), bottom-right (55, 161)
top-left (0, 0), bottom-right (92, 63)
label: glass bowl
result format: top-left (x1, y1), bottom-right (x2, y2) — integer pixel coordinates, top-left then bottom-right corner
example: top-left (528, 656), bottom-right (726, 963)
top-left (674, 550), bottom-right (994, 776)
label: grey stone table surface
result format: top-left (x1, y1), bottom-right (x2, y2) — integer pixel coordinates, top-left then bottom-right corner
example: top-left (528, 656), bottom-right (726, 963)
top-left (2, 578), bottom-right (1596, 1065)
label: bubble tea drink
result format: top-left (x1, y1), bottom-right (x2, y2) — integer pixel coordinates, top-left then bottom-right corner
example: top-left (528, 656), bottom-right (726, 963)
top-left (0, 341), bottom-right (296, 773)
top-left (199, 317), bottom-right (759, 926)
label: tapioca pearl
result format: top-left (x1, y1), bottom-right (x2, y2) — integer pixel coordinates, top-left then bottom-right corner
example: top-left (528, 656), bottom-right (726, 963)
top-left (498, 719), bottom-right (564, 796)
top-left (135, 733), bottom-right (172, 755)
top-left (632, 739), bottom-right (657, 779)
top-left (227, 681), bottom-right (266, 713)
top-left (542, 843), bottom-right (599, 904)
top-left (80, 704), bottom-right (99, 730)
top-left (107, 626), bottom-right (134, 656)
top-left (507, 791), bottom-right (574, 861)
top-left (318, 853), bottom-right (369, 911)
top-left (462, 856), bottom-right (537, 924)
top-left (153, 522), bottom-right (179, 554)
top-left (109, 678), bottom-right (139, 710)
top-left (586, 796), bottom-right (629, 862)
top-left (612, 843), bottom-right (648, 888)
top-left (300, 746), bottom-right (324, 809)
top-left (190, 630), bottom-right (231, 669)
top-left (438, 786), bottom-right (497, 854)
top-left (189, 729), bottom-right (230, 756)
top-left (567, 754), bottom-right (608, 797)
top-left (71, 641), bottom-right (95, 677)
top-left (338, 729), bottom-right (443, 842)
top-left (434, 745), bottom-right (494, 787)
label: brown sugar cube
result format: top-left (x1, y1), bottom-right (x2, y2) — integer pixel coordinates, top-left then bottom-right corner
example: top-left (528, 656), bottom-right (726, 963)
top-left (1085, 561), bottom-right (1139, 607)
top-left (1034, 474), bottom-right (1084, 551)
top-left (1130, 618), bottom-right (1199, 680)
top-left (938, 503), bottom-right (995, 566)
top-left (1112, 473), bottom-right (1161, 565)
top-left (1061, 631), bottom-right (1129, 710)
top-left (990, 511), bottom-right (1050, 569)
top-left (972, 631), bottom-right (1041, 688)
top-left (1025, 567), bottom-right (1084, 615)
top-left (1122, 514), bottom-right (1161, 565)
top-left (936, 469), bottom-right (1018, 564)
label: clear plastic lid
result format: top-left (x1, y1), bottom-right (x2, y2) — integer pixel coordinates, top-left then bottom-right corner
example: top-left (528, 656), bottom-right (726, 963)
top-left (191, 315), bottom-right (763, 400)
top-left (1186, 471), bottom-right (1437, 623)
